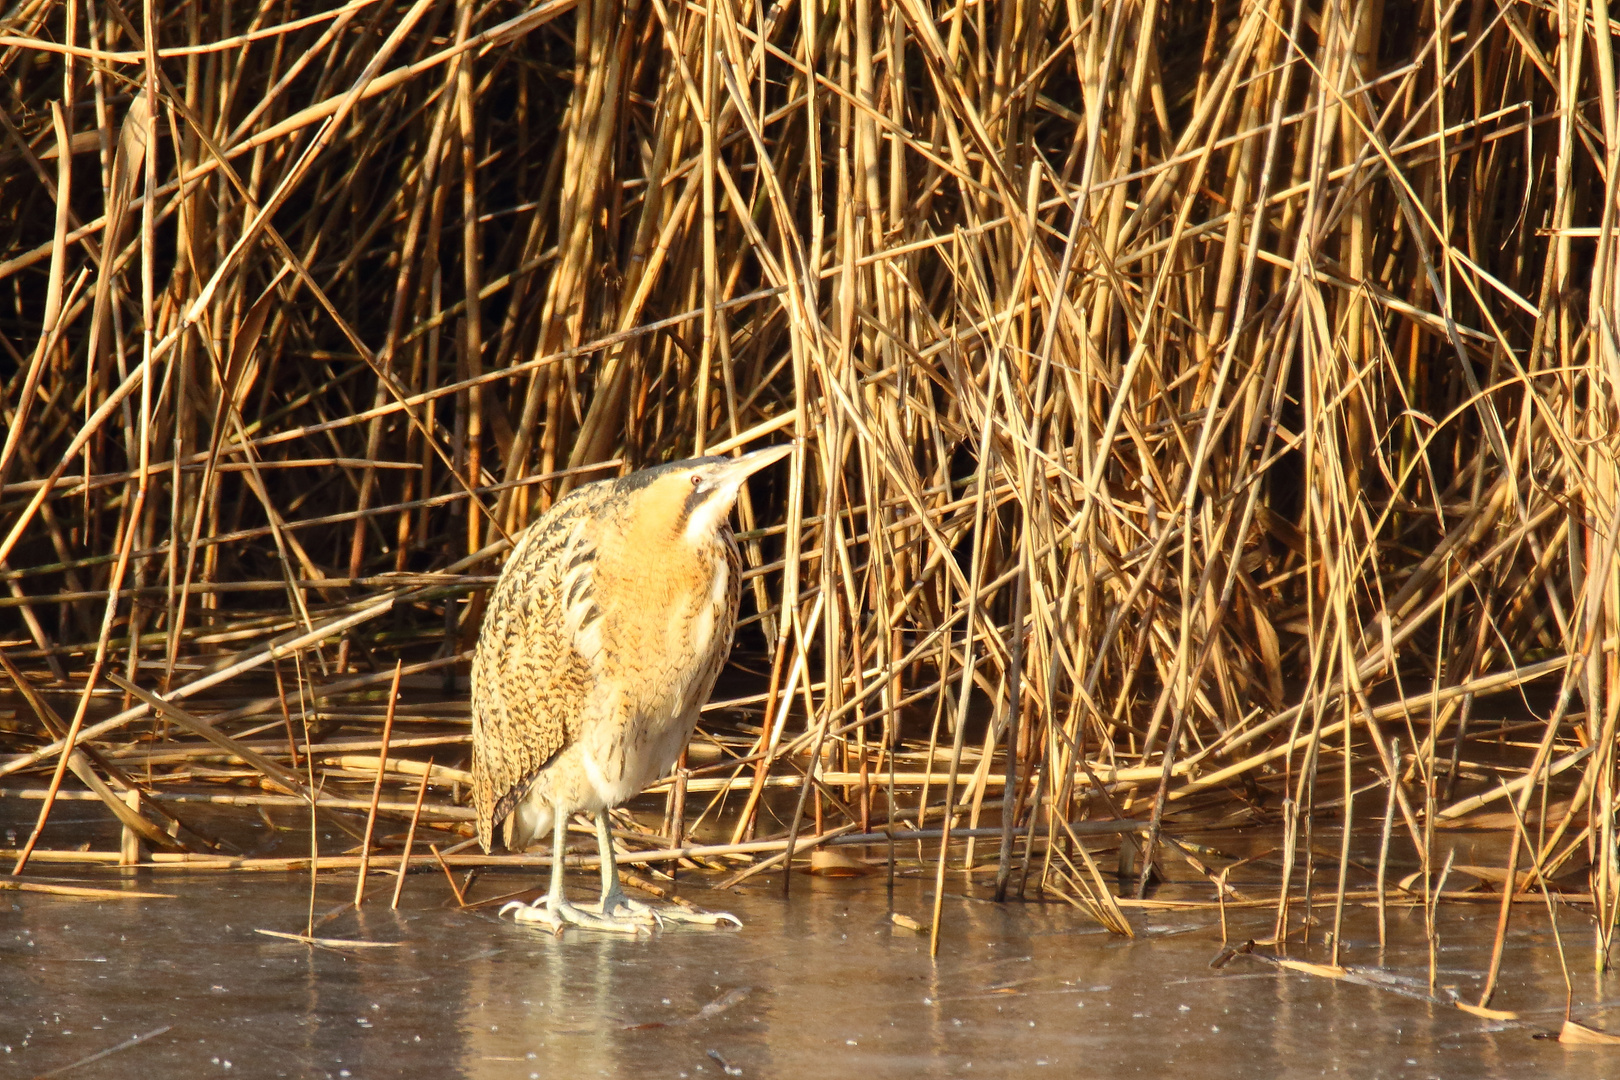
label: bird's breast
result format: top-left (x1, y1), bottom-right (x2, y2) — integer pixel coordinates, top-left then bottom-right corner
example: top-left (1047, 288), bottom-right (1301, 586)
top-left (676, 556), bottom-right (729, 661)
top-left (592, 539), bottom-right (731, 711)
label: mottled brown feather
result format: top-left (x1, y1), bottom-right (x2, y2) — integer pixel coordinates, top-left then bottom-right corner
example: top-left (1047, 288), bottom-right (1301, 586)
top-left (470, 485), bottom-right (603, 853)
top-left (469, 462), bottom-right (746, 854)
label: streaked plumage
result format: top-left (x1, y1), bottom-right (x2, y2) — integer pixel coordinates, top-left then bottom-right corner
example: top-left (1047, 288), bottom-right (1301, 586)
top-left (470, 444), bottom-right (790, 932)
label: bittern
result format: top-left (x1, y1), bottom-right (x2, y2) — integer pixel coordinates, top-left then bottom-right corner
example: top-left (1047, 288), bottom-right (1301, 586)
top-left (470, 443), bottom-right (792, 932)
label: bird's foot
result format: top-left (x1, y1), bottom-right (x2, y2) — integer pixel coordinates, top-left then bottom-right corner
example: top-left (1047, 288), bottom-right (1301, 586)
top-left (600, 889), bottom-right (741, 929)
top-left (653, 903), bottom-right (742, 929)
top-left (499, 895), bottom-right (649, 935)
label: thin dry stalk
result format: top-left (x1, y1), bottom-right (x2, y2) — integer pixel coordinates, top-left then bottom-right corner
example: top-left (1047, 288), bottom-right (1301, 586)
top-left (0, 0), bottom-right (1613, 980)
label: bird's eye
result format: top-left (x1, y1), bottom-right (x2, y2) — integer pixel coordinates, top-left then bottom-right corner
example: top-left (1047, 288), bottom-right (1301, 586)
top-left (690, 475), bottom-right (703, 488)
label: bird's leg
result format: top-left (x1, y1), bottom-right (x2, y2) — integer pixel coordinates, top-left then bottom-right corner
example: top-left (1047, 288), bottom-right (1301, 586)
top-left (593, 810), bottom-right (659, 925)
top-left (499, 812), bottom-right (645, 934)
top-left (594, 810), bottom-right (742, 929)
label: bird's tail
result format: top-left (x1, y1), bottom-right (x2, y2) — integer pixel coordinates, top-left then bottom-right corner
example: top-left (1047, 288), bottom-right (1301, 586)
top-left (503, 796), bottom-right (554, 854)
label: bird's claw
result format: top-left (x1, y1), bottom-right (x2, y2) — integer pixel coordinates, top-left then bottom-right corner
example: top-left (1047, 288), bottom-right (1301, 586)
top-left (602, 891), bottom-right (742, 929)
top-left (598, 895), bottom-right (665, 927)
top-left (669, 907), bottom-right (743, 929)
top-left (499, 896), bottom-right (648, 935)
top-left (498, 892), bottom-right (740, 934)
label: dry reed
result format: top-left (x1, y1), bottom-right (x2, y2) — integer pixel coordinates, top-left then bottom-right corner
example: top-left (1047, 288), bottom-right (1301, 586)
top-left (0, 0), bottom-right (1616, 994)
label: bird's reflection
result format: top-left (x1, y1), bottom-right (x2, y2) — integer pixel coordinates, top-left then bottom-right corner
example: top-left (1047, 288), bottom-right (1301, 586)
top-left (461, 926), bottom-right (657, 1078)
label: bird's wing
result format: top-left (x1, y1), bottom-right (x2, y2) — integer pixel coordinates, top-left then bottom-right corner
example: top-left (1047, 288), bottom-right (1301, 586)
top-left (470, 502), bottom-right (605, 852)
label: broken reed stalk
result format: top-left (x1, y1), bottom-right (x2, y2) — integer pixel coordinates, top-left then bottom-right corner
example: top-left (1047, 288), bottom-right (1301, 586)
top-left (391, 753), bottom-right (434, 909)
top-left (0, 0), bottom-right (1617, 981)
top-left (354, 659), bottom-right (402, 905)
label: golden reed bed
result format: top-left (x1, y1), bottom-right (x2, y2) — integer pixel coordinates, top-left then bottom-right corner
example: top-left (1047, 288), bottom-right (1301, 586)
top-left (0, 0), bottom-right (1616, 1006)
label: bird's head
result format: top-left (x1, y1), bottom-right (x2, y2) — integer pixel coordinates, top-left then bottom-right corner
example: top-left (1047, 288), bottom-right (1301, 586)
top-left (622, 443), bottom-right (794, 547)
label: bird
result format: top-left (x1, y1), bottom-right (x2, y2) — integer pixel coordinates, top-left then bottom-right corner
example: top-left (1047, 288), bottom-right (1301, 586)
top-left (469, 443), bottom-right (792, 932)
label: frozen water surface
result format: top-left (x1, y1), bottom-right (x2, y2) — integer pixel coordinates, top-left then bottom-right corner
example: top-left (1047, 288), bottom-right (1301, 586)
top-left (7, 861), bottom-right (1620, 1079)
top-left (3, 798), bottom-right (1618, 1078)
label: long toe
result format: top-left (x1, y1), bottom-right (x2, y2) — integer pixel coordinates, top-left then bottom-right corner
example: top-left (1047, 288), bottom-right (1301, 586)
top-left (596, 895), bottom-right (663, 927)
top-left (647, 903), bottom-right (743, 929)
top-left (502, 897), bottom-right (648, 935)
top-left (594, 890), bottom-right (739, 929)
top-left (500, 898), bottom-right (563, 930)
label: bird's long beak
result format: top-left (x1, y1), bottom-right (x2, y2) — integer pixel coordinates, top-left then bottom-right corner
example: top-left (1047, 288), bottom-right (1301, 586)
top-left (726, 442), bottom-right (794, 479)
